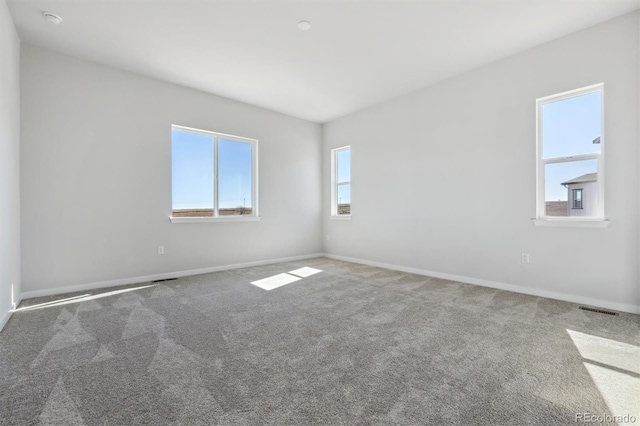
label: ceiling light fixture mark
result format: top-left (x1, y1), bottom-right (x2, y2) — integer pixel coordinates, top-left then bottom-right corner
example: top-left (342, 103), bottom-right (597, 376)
top-left (298, 20), bottom-right (311, 31)
top-left (43, 12), bottom-right (63, 25)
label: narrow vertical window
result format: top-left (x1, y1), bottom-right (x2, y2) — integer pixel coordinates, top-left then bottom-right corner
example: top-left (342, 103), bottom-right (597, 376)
top-left (572, 189), bottom-right (583, 209)
top-left (536, 84), bottom-right (604, 220)
top-left (331, 146), bottom-right (351, 217)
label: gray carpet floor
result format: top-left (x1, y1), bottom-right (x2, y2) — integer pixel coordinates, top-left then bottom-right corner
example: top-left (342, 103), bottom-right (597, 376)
top-left (1, 257), bottom-right (638, 425)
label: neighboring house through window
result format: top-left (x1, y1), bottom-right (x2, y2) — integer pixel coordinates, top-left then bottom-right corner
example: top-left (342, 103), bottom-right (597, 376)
top-left (171, 125), bottom-right (258, 221)
top-left (536, 84), bottom-right (604, 219)
top-left (562, 172), bottom-right (598, 216)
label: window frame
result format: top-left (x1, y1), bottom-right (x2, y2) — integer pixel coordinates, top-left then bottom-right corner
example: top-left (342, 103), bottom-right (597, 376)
top-left (331, 145), bottom-right (351, 219)
top-left (572, 188), bottom-right (583, 210)
top-left (170, 124), bottom-right (259, 223)
top-left (535, 83), bottom-right (605, 224)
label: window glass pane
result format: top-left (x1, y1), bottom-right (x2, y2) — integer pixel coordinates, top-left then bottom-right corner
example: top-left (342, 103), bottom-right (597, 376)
top-left (573, 189), bottom-right (583, 209)
top-left (542, 91), bottom-right (601, 159)
top-left (337, 184), bottom-right (351, 215)
top-left (572, 190), bottom-right (579, 208)
top-left (218, 138), bottom-right (253, 216)
top-left (337, 149), bottom-right (351, 183)
top-left (172, 129), bottom-right (214, 217)
top-left (544, 160), bottom-right (597, 217)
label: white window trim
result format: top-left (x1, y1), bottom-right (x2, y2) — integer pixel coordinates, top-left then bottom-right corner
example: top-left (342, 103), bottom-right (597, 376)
top-left (169, 216), bottom-right (261, 224)
top-left (533, 83), bottom-right (607, 228)
top-left (169, 125), bottom-right (259, 223)
top-left (331, 145), bottom-right (351, 219)
top-left (532, 218), bottom-right (609, 228)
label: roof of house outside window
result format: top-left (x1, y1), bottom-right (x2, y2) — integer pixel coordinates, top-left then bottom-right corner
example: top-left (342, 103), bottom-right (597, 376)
top-left (561, 173), bottom-right (597, 186)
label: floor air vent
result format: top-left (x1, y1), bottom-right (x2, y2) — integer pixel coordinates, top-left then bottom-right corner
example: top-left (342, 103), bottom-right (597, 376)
top-left (579, 306), bottom-right (619, 316)
top-left (151, 278), bottom-right (178, 283)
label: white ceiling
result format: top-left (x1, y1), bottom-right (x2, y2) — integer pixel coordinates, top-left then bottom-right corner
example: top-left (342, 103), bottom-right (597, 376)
top-left (7, 0), bottom-right (640, 123)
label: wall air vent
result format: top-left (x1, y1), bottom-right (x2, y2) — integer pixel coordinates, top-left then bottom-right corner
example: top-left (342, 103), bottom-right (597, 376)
top-left (151, 278), bottom-right (178, 283)
top-left (579, 306), bottom-right (619, 316)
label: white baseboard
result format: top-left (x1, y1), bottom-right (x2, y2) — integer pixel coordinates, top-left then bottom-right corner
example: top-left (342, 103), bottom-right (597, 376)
top-left (18, 251), bottom-right (640, 316)
top-left (324, 253), bottom-right (640, 315)
top-left (21, 253), bottom-right (324, 300)
top-left (0, 295), bottom-right (22, 332)
top-left (0, 308), bottom-right (12, 332)
top-left (12, 295), bottom-right (22, 311)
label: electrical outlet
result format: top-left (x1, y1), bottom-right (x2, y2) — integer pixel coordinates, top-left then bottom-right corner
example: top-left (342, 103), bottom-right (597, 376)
top-left (326, 234), bottom-right (330, 241)
top-left (158, 246), bottom-right (165, 255)
top-left (521, 253), bottom-right (530, 264)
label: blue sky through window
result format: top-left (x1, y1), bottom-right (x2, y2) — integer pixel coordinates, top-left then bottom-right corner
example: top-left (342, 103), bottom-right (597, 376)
top-left (545, 159), bottom-right (597, 201)
top-left (172, 129), bottom-right (214, 210)
top-left (542, 91), bottom-right (601, 201)
top-left (218, 138), bottom-right (252, 209)
top-left (172, 129), bottom-right (253, 210)
top-left (337, 150), bottom-right (350, 183)
top-left (337, 184), bottom-right (351, 205)
top-left (337, 149), bottom-right (351, 204)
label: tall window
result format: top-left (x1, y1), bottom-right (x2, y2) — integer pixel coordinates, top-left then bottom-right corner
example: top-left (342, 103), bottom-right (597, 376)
top-left (171, 125), bottom-right (257, 220)
top-left (536, 84), bottom-right (604, 219)
top-left (331, 146), bottom-right (351, 217)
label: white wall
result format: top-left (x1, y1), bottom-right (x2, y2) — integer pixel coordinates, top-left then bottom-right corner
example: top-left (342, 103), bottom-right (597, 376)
top-left (0, 0), bottom-right (21, 329)
top-left (323, 12), bottom-right (640, 313)
top-left (21, 45), bottom-right (322, 295)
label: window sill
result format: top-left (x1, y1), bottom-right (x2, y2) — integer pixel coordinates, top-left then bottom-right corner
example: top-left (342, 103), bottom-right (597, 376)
top-left (170, 216), bottom-right (261, 223)
top-left (330, 215), bottom-right (352, 221)
top-left (532, 218), bottom-right (610, 228)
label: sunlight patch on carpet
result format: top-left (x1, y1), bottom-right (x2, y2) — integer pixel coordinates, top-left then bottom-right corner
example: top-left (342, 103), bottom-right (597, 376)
top-left (288, 267), bottom-right (322, 278)
top-left (567, 329), bottom-right (640, 419)
top-left (251, 273), bottom-right (301, 290)
top-left (16, 285), bottom-right (156, 312)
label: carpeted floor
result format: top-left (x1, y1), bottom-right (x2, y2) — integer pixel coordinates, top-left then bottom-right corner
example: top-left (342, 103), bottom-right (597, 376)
top-left (1, 257), bottom-right (638, 425)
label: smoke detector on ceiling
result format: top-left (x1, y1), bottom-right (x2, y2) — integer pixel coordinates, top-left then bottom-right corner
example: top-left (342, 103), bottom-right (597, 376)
top-left (297, 20), bottom-right (311, 31)
top-left (43, 12), bottom-right (63, 25)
